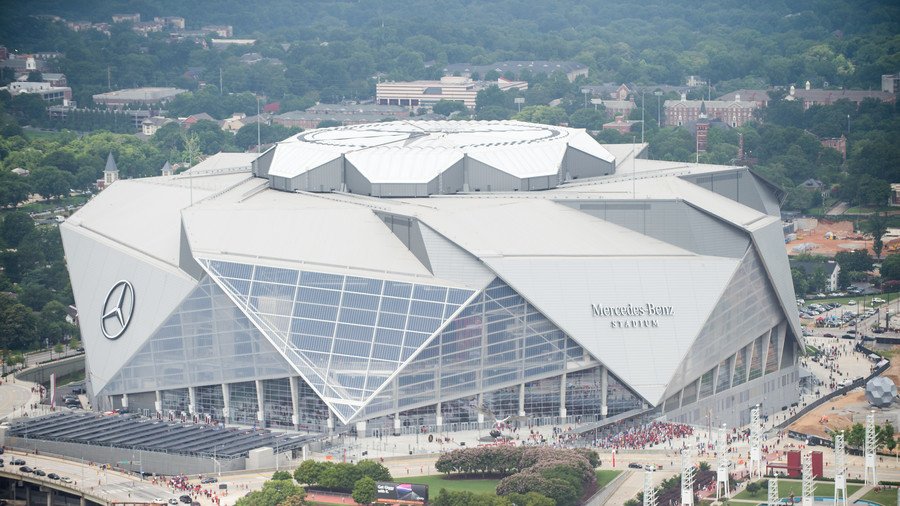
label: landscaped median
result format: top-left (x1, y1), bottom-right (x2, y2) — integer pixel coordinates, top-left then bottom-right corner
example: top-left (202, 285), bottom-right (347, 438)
top-left (731, 478), bottom-right (863, 501)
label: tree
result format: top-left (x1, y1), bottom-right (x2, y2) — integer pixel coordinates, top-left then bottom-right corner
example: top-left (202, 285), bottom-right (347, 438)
top-left (293, 459), bottom-right (324, 485)
top-left (0, 171), bottom-right (31, 208)
top-left (188, 120), bottom-right (232, 155)
top-left (746, 482), bottom-right (760, 496)
top-left (881, 254), bottom-right (900, 282)
top-left (356, 460), bottom-right (391, 482)
top-left (791, 268), bottom-right (809, 297)
top-left (235, 479), bottom-right (305, 506)
top-left (1, 212), bottom-right (35, 247)
top-left (512, 106), bottom-right (568, 126)
top-left (568, 108), bottom-right (607, 130)
top-left (432, 100), bottom-right (468, 117)
top-left (272, 471), bottom-right (292, 481)
top-left (352, 476), bottom-right (377, 505)
top-left (30, 167), bottom-right (74, 199)
top-left (866, 213), bottom-right (888, 260)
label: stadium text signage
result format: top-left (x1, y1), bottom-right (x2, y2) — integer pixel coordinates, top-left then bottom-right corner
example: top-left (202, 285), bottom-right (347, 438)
top-left (590, 303), bottom-right (674, 328)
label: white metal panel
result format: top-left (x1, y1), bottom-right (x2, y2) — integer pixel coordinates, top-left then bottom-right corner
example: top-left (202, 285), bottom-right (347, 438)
top-left (481, 255), bottom-right (738, 405)
top-left (266, 141), bottom-right (343, 179)
top-left (60, 223), bottom-right (197, 394)
top-left (346, 147), bottom-right (463, 184)
top-left (751, 220), bottom-right (805, 346)
top-left (417, 223), bottom-right (495, 289)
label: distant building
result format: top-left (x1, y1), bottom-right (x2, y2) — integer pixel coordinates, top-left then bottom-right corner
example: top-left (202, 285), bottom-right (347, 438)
top-left (306, 103), bottom-right (410, 118)
top-left (97, 152), bottom-right (119, 190)
top-left (376, 76), bottom-right (527, 109)
top-left (154, 16), bottom-right (185, 30)
top-left (785, 86), bottom-right (895, 109)
top-left (111, 13), bottom-right (141, 23)
top-left (696, 104), bottom-right (710, 153)
top-left (800, 179), bottom-right (825, 190)
top-left (594, 99), bottom-right (635, 119)
top-left (203, 25), bottom-right (233, 37)
top-left (160, 161), bottom-right (173, 177)
top-left (220, 113), bottom-right (269, 132)
top-left (664, 94), bottom-right (758, 127)
top-left (602, 115), bottom-right (640, 134)
top-left (716, 89), bottom-right (771, 108)
top-left (3, 81), bottom-right (72, 102)
top-left (443, 60), bottom-right (588, 82)
top-left (882, 73), bottom-right (899, 94)
top-left (93, 87), bottom-right (187, 109)
top-left (891, 184), bottom-right (900, 207)
top-left (789, 259), bottom-right (840, 292)
top-left (141, 116), bottom-right (174, 136)
top-left (210, 39), bottom-right (256, 48)
top-left (686, 75), bottom-right (707, 87)
top-left (181, 113), bottom-right (216, 128)
top-left (820, 135), bottom-right (847, 161)
top-left (582, 83), bottom-right (633, 101)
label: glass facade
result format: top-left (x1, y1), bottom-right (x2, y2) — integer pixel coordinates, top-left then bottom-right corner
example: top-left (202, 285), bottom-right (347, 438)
top-left (764, 331), bottom-right (780, 374)
top-left (483, 385), bottom-right (520, 419)
top-left (698, 367), bottom-right (716, 399)
top-left (607, 373), bottom-right (643, 415)
top-left (162, 388), bottom-right (189, 413)
top-left (524, 377), bottom-right (560, 418)
top-left (263, 378), bottom-right (293, 428)
top-left (565, 367), bottom-right (604, 418)
top-left (101, 276), bottom-right (295, 396)
top-left (359, 278), bottom-right (592, 421)
top-left (296, 379), bottom-right (331, 431)
top-left (204, 259), bottom-right (473, 421)
top-left (195, 384), bottom-right (225, 420)
top-left (748, 335), bottom-right (764, 381)
top-left (229, 381), bottom-right (259, 425)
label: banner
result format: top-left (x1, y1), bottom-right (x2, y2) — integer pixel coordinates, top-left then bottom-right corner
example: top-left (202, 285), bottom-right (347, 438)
top-left (50, 373), bottom-right (56, 408)
top-left (375, 482), bottom-right (428, 504)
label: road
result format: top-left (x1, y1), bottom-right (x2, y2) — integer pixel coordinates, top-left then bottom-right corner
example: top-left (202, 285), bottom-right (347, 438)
top-left (826, 201), bottom-right (850, 216)
top-left (2, 449), bottom-right (176, 504)
top-left (0, 377), bottom-right (34, 421)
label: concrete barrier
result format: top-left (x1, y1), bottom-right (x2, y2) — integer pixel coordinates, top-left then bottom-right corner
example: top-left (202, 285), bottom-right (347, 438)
top-left (15, 355), bottom-right (85, 385)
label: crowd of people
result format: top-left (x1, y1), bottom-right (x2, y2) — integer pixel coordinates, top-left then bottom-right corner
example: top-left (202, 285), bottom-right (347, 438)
top-left (590, 421), bottom-right (694, 450)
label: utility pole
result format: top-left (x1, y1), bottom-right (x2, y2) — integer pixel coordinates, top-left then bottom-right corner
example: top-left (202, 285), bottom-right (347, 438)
top-left (220, 67), bottom-right (223, 95)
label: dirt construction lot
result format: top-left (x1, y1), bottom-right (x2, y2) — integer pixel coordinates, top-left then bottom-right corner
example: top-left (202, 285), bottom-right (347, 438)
top-left (786, 219), bottom-right (871, 257)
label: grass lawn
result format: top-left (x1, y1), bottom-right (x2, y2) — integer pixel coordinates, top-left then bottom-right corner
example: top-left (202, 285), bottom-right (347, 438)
top-left (732, 479), bottom-right (862, 500)
top-left (860, 487), bottom-right (899, 505)
top-left (845, 205), bottom-right (893, 215)
top-left (596, 469), bottom-right (621, 489)
top-left (405, 474), bottom-right (500, 495)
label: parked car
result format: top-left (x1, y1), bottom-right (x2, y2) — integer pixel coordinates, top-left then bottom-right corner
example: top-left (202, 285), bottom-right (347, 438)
top-left (179, 496), bottom-right (193, 504)
top-left (47, 473), bottom-right (60, 480)
top-left (627, 462), bottom-right (642, 469)
top-left (823, 333), bottom-right (835, 338)
top-left (60, 477), bottom-right (72, 484)
top-left (19, 466), bottom-right (33, 473)
top-left (200, 477), bottom-right (218, 484)
top-left (33, 469), bottom-right (46, 477)
top-left (9, 459), bottom-right (25, 466)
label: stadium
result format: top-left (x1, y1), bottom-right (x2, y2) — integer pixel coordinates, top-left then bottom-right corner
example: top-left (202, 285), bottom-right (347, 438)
top-left (61, 120), bottom-right (802, 436)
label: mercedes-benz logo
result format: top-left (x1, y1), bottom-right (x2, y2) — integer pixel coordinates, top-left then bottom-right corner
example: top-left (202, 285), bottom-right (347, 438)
top-left (100, 280), bottom-right (135, 340)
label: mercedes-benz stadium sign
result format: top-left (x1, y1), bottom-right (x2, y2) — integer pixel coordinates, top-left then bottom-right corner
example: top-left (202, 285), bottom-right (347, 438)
top-left (100, 280), bottom-right (135, 340)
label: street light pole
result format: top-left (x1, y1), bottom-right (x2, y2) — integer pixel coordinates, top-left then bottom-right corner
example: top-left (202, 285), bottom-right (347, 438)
top-left (655, 91), bottom-right (663, 127)
top-left (641, 90), bottom-right (645, 144)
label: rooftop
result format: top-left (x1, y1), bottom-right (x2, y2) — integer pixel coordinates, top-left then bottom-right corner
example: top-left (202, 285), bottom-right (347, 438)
top-left (93, 87), bottom-right (187, 102)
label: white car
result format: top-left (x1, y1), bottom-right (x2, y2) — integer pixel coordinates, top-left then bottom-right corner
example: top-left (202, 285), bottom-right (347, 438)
top-left (60, 477), bottom-right (72, 484)
top-left (848, 300), bottom-right (856, 305)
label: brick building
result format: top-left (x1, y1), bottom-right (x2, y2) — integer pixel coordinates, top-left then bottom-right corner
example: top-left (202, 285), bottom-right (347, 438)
top-left (664, 94), bottom-right (758, 127)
